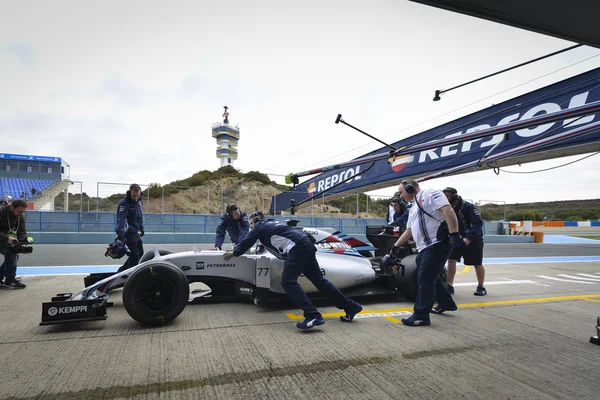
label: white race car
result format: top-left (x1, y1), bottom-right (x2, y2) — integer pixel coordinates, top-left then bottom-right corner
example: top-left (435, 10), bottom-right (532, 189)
top-left (40, 222), bottom-right (420, 327)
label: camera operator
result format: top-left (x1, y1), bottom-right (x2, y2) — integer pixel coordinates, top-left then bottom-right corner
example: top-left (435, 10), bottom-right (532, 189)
top-left (0, 199), bottom-right (28, 289)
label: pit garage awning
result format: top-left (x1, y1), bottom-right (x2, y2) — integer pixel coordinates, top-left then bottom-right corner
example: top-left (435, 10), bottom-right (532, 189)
top-left (409, 0), bottom-right (600, 49)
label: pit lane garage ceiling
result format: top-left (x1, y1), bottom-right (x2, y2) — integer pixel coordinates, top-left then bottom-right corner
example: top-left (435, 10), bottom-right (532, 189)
top-left (409, 0), bottom-right (600, 49)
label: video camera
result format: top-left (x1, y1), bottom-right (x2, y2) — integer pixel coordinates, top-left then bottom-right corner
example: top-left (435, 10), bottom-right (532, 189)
top-left (4, 236), bottom-right (34, 254)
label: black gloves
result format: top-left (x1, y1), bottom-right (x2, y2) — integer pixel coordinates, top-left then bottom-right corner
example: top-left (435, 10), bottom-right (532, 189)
top-left (449, 232), bottom-right (462, 248)
top-left (389, 246), bottom-right (400, 257)
top-left (140, 229), bottom-right (145, 237)
top-left (117, 232), bottom-right (125, 240)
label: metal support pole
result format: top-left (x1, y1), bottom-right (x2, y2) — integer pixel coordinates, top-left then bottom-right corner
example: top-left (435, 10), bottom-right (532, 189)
top-left (366, 194), bottom-right (369, 215)
top-left (356, 193), bottom-right (359, 216)
top-left (161, 186), bottom-right (165, 215)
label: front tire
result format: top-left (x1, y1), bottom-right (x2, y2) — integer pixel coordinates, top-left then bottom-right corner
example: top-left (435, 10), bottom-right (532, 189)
top-left (122, 262), bottom-right (189, 326)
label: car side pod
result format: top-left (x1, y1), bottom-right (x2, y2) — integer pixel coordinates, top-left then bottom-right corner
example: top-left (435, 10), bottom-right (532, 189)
top-left (590, 316), bottom-right (600, 346)
top-left (40, 293), bottom-right (109, 326)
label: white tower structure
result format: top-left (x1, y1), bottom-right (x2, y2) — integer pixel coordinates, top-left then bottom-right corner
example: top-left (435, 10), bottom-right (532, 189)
top-left (212, 105), bottom-right (239, 168)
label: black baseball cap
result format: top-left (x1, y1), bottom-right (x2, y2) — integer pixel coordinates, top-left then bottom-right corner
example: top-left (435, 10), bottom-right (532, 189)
top-left (130, 183), bottom-right (141, 191)
top-left (443, 187), bottom-right (457, 195)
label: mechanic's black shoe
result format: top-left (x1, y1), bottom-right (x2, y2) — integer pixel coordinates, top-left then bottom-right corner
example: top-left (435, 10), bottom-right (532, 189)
top-left (296, 317), bottom-right (325, 330)
top-left (474, 286), bottom-right (487, 296)
top-left (340, 303), bottom-right (363, 322)
top-left (401, 314), bottom-right (430, 326)
top-left (2, 278), bottom-right (26, 289)
top-left (431, 304), bottom-right (458, 314)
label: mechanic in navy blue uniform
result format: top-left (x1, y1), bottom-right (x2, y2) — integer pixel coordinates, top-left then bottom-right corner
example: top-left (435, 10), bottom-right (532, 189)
top-left (442, 187), bottom-right (487, 296)
top-left (391, 180), bottom-right (460, 326)
top-left (388, 197), bottom-right (409, 229)
top-left (223, 212), bottom-right (363, 330)
top-left (385, 192), bottom-right (402, 225)
top-left (116, 183), bottom-right (145, 272)
top-left (211, 204), bottom-right (250, 250)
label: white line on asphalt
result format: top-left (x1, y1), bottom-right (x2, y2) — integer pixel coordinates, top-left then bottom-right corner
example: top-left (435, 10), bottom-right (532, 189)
top-left (558, 274), bottom-right (600, 282)
top-left (497, 277), bottom-right (551, 287)
top-left (453, 280), bottom-right (539, 287)
top-left (537, 275), bottom-right (596, 284)
top-left (577, 274), bottom-right (600, 279)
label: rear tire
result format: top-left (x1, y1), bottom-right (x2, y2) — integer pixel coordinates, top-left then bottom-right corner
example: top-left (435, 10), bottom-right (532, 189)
top-left (395, 254), bottom-right (419, 301)
top-left (122, 262), bottom-right (189, 326)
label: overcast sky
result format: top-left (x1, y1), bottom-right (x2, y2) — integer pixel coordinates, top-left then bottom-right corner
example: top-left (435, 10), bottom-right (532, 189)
top-left (1, 0), bottom-right (599, 205)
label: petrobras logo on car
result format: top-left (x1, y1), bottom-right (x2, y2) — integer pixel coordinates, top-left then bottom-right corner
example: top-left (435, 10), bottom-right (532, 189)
top-left (47, 305), bottom-right (88, 316)
top-left (387, 90), bottom-right (596, 173)
top-left (206, 263), bottom-right (235, 268)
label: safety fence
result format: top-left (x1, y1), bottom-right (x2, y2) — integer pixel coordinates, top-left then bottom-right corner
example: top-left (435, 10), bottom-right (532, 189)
top-left (23, 211), bottom-right (389, 235)
top-left (510, 220), bottom-right (600, 228)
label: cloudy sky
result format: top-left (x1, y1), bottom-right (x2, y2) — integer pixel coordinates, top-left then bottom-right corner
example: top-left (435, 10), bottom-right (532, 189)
top-left (1, 0), bottom-right (599, 204)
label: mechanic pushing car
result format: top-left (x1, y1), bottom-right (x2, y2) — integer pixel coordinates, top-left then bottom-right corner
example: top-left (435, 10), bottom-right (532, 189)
top-left (212, 204), bottom-right (250, 250)
top-left (223, 211), bottom-right (363, 330)
top-left (390, 179), bottom-right (460, 326)
top-left (116, 183), bottom-right (145, 272)
top-left (0, 199), bottom-right (29, 289)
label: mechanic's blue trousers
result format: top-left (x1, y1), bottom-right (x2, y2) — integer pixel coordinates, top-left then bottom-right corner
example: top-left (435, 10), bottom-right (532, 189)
top-left (0, 249), bottom-right (18, 279)
top-left (118, 233), bottom-right (144, 272)
top-left (281, 237), bottom-right (356, 319)
top-left (413, 241), bottom-right (456, 320)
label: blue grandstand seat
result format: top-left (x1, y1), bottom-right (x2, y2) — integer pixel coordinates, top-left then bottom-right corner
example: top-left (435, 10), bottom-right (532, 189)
top-left (2, 178), bottom-right (55, 200)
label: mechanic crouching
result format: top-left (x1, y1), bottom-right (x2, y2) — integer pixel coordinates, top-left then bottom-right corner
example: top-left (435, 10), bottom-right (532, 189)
top-left (223, 212), bottom-right (363, 330)
top-left (116, 183), bottom-right (145, 272)
top-left (0, 199), bottom-right (28, 289)
top-left (212, 204), bottom-right (250, 250)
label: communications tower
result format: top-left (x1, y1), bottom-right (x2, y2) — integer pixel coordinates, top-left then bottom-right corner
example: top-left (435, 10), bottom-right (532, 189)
top-left (212, 105), bottom-right (239, 167)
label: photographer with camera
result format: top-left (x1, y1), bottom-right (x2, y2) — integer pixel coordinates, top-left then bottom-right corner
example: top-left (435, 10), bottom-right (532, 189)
top-left (0, 199), bottom-right (29, 289)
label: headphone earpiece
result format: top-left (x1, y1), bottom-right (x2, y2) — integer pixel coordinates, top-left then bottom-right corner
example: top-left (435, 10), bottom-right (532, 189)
top-left (403, 180), bottom-right (416, 194)
top-left (251, 212), bottom-right (263, 224)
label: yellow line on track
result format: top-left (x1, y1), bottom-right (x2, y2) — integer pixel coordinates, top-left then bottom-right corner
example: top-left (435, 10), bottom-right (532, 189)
top-left (384, 316), bottom-right (401, 324)
top-left (284, 293), bottom-right (600, 320)
top-left (457, 265), bottom-right (472, 274)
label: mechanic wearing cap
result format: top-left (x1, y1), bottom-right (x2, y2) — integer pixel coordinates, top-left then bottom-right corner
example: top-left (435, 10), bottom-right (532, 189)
top-left (388, 196), bottom-right (409, 229)
top-left (116, 183), bottom-right (145, 272)
top-left (385, 192), bottom-right (401, 225)
top-left (223, 211), bottom-right (363, 330)
top-left (212, 204), bottom-right (250, 250)
top-left (442, 187), bottom-right (487, 296)
top-left (390, 179), bottom-right (460, 326)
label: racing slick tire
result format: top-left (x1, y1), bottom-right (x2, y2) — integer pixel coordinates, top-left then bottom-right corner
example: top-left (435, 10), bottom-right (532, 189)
top-left (139, 250), bottom-right (173, 264)
top-left (122, 261), bottom-right (189, 326)
top-left (394, 254), bottom-right (419, 301)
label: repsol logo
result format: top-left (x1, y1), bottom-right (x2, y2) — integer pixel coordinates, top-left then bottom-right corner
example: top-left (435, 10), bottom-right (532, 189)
top-left (416, 91), bottom-right (596, 164)
top-left (47, 305), bottom-right (88, 316)
top-left (315, 166), bottom-right (362, 192)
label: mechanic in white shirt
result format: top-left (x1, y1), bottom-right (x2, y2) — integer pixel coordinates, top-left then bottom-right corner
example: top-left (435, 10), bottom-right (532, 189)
top-left (390, 179), bottom-right (461, 326)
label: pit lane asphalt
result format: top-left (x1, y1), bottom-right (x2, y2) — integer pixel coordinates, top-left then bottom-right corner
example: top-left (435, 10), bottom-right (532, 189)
top-left (1, 240), bottom-right (600, 399)
top-left (18, 241), bottom-right (600, 267)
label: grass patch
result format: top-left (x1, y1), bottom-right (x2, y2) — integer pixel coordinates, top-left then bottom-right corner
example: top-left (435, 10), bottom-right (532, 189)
top-left (581, 236), bottom-right (600, 240)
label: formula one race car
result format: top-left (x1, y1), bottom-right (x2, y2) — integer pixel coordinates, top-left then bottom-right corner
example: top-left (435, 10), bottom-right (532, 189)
top-left (39, 222), bottom-right (420, 327)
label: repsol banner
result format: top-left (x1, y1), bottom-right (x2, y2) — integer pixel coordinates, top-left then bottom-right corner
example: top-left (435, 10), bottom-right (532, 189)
top-left (270, 67), bottom-right (600, 213)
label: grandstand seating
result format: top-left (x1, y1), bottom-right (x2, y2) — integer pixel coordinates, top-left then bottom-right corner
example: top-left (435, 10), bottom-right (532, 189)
top-left (1, 178), bottom-right (54, 200)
